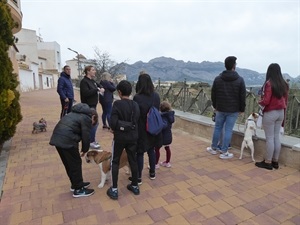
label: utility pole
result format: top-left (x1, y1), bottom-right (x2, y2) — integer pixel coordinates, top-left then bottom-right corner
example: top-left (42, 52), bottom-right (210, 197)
top-left (67, 48), bottom-right (82, 80)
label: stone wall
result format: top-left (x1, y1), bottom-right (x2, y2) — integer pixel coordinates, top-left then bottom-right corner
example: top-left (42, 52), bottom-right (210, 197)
top-left (173, 110), bottom-right (300, 170)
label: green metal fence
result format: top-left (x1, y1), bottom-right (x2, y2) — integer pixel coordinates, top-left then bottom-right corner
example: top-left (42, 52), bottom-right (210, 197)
top-left (134, 80), bottom-right (299, 138)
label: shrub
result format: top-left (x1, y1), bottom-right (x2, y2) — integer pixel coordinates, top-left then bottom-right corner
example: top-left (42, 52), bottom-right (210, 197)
top-left (0, 1), bottom-right (22, 148)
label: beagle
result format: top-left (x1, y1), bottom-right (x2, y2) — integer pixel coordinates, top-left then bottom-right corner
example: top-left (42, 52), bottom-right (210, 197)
top-left (86, 149), bottom-right (129, 188)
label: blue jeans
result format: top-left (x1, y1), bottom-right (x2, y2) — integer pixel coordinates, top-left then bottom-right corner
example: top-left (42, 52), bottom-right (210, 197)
top-left (211, 111), bottom-right (238, 152)
top-left (90, 122), bottom-right (99, 143)
top-left (100, 102), bottom-right (113, 126)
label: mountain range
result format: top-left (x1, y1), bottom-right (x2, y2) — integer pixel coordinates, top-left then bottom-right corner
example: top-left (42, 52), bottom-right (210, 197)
top-left (119, 57), bottom-right (299, 86)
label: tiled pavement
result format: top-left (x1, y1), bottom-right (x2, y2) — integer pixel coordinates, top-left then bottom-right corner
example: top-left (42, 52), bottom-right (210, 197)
top-left (0, 88), bottom-right (299, 225)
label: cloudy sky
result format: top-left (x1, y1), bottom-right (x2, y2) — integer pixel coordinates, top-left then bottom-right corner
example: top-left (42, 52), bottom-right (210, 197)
top-left (20, 0), bottom-right (299, 78)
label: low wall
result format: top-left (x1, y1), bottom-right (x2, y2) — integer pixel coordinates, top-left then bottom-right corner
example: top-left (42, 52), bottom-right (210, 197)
top-left (173, 110), bottom-right (300, 170)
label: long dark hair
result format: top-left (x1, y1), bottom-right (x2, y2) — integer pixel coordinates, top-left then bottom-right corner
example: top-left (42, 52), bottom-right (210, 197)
top-left (264, 63), bottom-right (288, 99)
top-left (135, 73), bottom-right (154, 96)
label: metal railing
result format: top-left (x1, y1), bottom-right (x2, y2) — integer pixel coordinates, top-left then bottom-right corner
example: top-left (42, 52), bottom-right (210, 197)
top-left (132, 79), bottom-right (300, 137)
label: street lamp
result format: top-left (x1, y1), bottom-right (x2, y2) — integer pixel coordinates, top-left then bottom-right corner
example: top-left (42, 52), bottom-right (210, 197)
top-left (67, 47), bottom-right (82, 80)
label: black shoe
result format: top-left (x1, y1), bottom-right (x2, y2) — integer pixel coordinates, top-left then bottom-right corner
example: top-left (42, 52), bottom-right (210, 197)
top-left (128, 177), bottom-right (142, 185)
top-left (272, 161), bottom-right (279, 169)
top-left (149, 172), bottom-right (156, 180)
top-left (70, 182), bottom-right (90, 192)
top-left (73, 187), bottom-right (94, 198)
top-left (107, 187), bottom-right (118, 200)
top-left (255, 160), bottom-right (273, 170)
top-left (127, 184), bottom-right (140, 195)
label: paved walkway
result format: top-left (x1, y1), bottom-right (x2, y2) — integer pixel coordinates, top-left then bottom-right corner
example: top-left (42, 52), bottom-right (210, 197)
top-left (0, 88), bottom-right (299, 225)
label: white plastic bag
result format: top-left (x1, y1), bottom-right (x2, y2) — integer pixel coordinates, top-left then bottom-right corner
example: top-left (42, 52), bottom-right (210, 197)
top-left (280, 126), bottom-right (284, 136)
top-left (256, 115), bottom-right (263, 129)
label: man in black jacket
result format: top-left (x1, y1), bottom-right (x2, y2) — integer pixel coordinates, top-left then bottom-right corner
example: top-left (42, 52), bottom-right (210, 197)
top-left (49, 103), bottom-right (98, 197)
top-left (206, 56), bottom-right (246, 159)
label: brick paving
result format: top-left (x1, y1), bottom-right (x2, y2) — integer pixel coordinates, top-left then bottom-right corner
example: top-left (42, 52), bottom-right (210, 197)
top-left (0, 88), bottom-right (299, 225)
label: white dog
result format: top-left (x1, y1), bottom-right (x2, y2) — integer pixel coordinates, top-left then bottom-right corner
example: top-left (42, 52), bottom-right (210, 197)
top-left (85, 149), bottom-right (129, 188)
top-left (239, 113), bottom-right (259, 162)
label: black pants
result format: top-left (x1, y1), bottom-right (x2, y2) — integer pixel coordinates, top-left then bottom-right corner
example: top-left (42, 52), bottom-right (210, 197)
top-left (56, 146), bottom-right (84, 190)
top-left (111, 141), bottom-right (138, 187)
top-left (60, 98), bottom-right (73, 119)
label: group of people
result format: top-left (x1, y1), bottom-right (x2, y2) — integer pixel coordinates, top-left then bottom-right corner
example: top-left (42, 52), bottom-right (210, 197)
top-left (50, 55), bottom-right (289, 199)
top-left (206, 56), bottom-right (289, 171)
top-left (51, 67), bottom-right (175, 199)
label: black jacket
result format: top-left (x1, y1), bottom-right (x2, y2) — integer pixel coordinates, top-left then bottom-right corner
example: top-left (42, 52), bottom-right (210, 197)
top-left (110, 99), bottom-right (140, 143)
top-left (80, 76), bottom-right (102, 108)
top-left (133, 92), bottom-right (162, 153)
top-left (49, 103), bottom-right (92, 152)
top-left (161, 110), bottom-right (175, 145)
top-left (211, 70), bottom-right (246, 113)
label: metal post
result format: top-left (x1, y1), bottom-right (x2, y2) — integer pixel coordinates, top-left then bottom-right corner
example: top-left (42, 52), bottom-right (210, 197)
top-left (67, 48), bottom-right (81, 80)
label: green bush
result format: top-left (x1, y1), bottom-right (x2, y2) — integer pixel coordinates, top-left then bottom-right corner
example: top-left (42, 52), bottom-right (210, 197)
top-left (0, 1), bottom-right (22, 147)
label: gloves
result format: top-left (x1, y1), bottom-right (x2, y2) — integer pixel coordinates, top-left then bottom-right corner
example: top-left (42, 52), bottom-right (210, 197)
top-left (280, 127), bottom-right (284, 136)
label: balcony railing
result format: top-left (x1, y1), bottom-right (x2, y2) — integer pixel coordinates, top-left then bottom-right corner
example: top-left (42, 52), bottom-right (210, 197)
top-left (131, 80), bottom-right (300, 138)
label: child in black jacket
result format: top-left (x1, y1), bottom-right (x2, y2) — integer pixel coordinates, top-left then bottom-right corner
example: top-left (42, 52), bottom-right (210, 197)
top-left (107, 80), bottom-right (140, 200)
top-left (155, 101), bottom-right (175, 168)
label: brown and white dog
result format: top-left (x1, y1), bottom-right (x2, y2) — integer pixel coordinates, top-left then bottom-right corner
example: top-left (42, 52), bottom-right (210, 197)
top-left (239, 113), bottom-right (259, 162)
top-left (85, 149), bottom-right (129, 188)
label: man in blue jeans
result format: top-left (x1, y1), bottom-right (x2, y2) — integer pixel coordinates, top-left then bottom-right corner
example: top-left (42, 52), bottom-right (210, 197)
top-left (206, 56), bottom-right (246, 159)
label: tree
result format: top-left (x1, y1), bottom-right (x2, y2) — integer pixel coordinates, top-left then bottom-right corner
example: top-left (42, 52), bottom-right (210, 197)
top-left (92, 46), bottom-right (126, 82)
top-left (0, 1), bottom-right (22, 149)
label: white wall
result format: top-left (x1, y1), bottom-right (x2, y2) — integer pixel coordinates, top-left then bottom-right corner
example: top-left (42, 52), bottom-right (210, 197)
top-left (19, 68), bottom-right (35, 92)
top-left (38, 41), bottom-right (62, 72)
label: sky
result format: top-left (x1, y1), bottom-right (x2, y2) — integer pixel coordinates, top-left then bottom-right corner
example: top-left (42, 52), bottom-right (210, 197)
top-left (20, 0), bottom-right (299, 78)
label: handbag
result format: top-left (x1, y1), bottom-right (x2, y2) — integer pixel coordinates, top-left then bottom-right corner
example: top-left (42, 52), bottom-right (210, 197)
top-left (117, 101), bottom-right (136, 132)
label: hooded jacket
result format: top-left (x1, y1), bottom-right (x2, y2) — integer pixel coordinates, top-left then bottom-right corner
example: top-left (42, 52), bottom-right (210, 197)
top-left (57, 72), bottom-right (74, 100)
top-left (211, 70), bottom-right (246, 113)
top-left (49, 103), bottom-right (92, 152)
top-left (161, 110), bottom-right (175, 145)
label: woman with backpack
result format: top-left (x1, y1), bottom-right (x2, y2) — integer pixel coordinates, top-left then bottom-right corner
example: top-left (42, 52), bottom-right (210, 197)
top-left (131, 72), bottom-right (162, 184)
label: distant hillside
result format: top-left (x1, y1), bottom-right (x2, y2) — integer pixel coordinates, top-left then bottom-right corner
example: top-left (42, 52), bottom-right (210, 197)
top-left (118, 56), bottom-right (298, 86)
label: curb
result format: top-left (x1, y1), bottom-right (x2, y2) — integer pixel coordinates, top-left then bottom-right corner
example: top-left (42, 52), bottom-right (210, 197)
top-left (0, 139), bottom-right (11, 201)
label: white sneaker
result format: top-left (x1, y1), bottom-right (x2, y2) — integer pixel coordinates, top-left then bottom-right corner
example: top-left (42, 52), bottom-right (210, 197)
top-left (219, 151), bottom-right (234, 159)
top-left (90, 142), bottom-right (100, 149)
top-left (160, 161), bottom-right (171, 168)
top-left (206, 147), bottom-right (217, 155)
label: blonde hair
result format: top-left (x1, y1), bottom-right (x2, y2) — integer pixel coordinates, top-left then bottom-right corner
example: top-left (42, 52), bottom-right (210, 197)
top-left (160, 101), bottom-right (172, 112)
top-left (102, 72), bottom-right (112, 80)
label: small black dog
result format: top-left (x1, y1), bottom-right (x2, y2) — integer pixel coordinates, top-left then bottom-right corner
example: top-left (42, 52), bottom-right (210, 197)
top-left (32, 118), bottom-right (47, 134)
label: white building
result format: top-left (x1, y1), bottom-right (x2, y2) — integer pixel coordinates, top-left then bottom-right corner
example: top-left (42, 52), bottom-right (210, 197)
top-left (14, 28), bottom-right (61, 92)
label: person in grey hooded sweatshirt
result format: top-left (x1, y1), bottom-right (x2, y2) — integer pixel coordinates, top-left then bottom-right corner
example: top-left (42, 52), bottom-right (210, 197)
top-left (206, 56), bottom-right (246, 159)
top-left (49, 103), bottom-right (98, 198)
